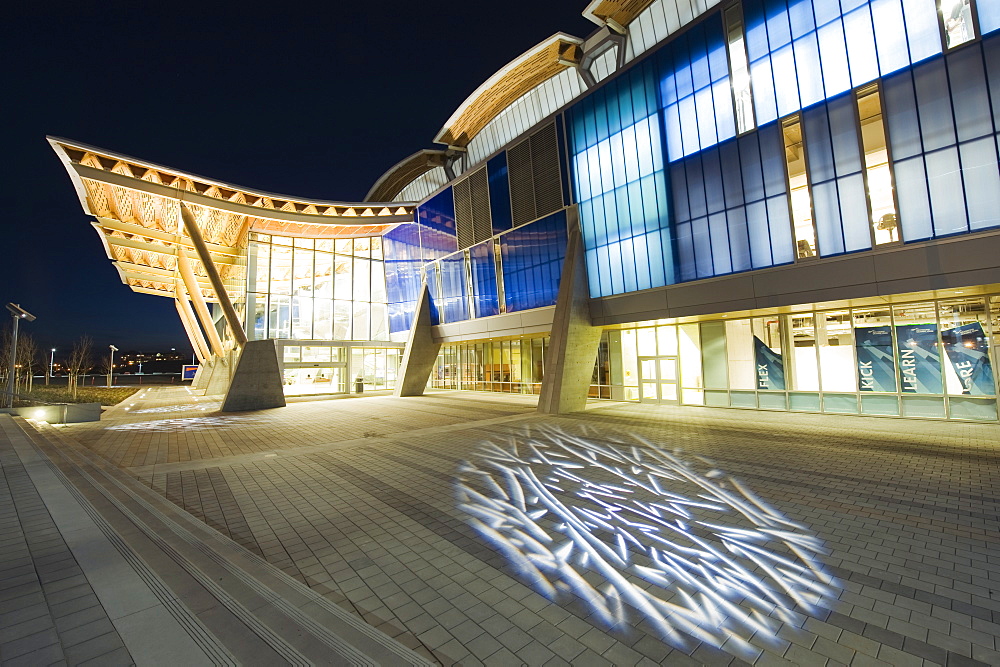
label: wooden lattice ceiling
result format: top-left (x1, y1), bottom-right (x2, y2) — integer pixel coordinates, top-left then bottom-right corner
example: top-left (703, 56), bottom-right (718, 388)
top-left (582, 0), bottom-right (657, 26)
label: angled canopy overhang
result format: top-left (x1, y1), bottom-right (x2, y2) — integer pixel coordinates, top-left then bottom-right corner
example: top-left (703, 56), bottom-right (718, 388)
top-left (433, 33), bottom-right (583, 148)
top-left (49, 137), bottom-right (417, 301)
top-left (365, 149), bottom-right (450, 202)
top-left (582, 0), bottom-right (657, 26)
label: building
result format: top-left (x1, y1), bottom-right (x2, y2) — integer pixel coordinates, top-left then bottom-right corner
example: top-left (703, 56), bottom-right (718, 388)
top-left (53, 0), bottom-right (1000, 421)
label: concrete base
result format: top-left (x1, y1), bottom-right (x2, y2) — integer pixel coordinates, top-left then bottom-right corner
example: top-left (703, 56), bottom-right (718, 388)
top-left (202, 353), bottom-right (237, 397)
top-left (0, 403), bottom-right (101, 424)
top-left (394, 285), bottom-right (441, 397)
top-left (538, 211), bottom-right (603, 415)
top-left (220, 340), bottom-right (286, 412)
top-left (190, 364), bottom-right (208, 391)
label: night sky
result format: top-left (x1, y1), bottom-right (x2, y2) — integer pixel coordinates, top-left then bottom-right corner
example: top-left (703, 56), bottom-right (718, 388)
top-left (7, 1), bottom-right (594, 358)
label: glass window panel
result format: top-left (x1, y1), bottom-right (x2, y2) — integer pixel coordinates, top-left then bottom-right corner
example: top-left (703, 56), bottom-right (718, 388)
top-left (782, 117), bottom-right (817, 258)
top-left (817, 21), bottom-right (852, 97)
top-left (794, 34), bottom-right (824, 108)
top-left (882, 71), bottom-right (923, 160)
top-left (750, 57), bottom-right (778, 126)
top-left (903, 0), bottom-right (944, 63)
top-left (657, 325), bottom-right (678, 355)
top-left (857, 86), bottom-right (900, 244)
top-left (894, 301), bottom-right (943, 394)
top-left (679, 323), bottom-right (703, 391)
top-left (746, 200), bottom-right (773, 268)
top-left (844, 6), bottom-right (880, 86)
top-left (803, 105), bottom-right (835, 184)
top-left (720, 141), bottom-right (745, 208)
top-left (812, 180), bottom-right (845, 256)
top-left (772, 45), bottom-right (801, 117)
top-left (925, 147), bottom-right (968, 236)
top-left (727, 207), bottom-right (752, 272)
top-left (252, 243), bottom-right (271, 293)
top-left (726, 319), bottom-right (756, 389)
top-left (292, 297), bottom-right (313, 339)
top-left (789, 314), bottom-right (820, 390)
top-left (948, 45), bottom-right (994, 142)
top-left (940, 0), bottom-right (976, 48)
top-left (838, 173), bottom-right (873, 252)
top-left (872, 0), bottom-right (912, 76)
top-left (817, 311), bottom-right (856, 391)
top-left (960, 138), bottom-right (1000, 231)
top-left (333, 301), bottom-right (352, 339)
top-left (853, 307), bottom-right (897, 392)
top-left (703, 151), bottom-right (725, 215)
top-left (692, 218), bottom-right (714, 278)
top-left (709, 213), bottom-right (732, 274)
top-left (894, 157), bottom-right (934, 240)
top-left (739, 134), bottom-right (765, 202)
top-left (939, 297), bottom-right (994, 395)
top-left (314, 252), bottom-right (333, 298)
top-left (767, 195), bottom-right (796, 264)
top-left (753, 316), bottom-right (786, 390)
top-left (313, 300), bottom-right (332, 340)
top-left (725, 5), bottom-right (756, 134)
top-left (270, 246), bottom-right (292, 295)
top-left (914, 59), bottom-right (957, 152)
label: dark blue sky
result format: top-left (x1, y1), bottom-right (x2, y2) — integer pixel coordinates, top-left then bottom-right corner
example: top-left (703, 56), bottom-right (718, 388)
top-left (7, 1), bottom-right (594, 358)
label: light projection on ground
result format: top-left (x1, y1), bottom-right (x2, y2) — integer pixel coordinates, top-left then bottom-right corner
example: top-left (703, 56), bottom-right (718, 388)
top-left (106, 415), bottom-right (261, 432)
top-left (132, 402), bottom-right (221, 414)
top-left (456, 425), bottom-right (838, 657)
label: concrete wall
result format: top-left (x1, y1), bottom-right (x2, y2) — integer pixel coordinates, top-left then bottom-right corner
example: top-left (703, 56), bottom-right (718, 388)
top-left (590, 230), bottom-right (1000, 326)
top-left (0, 403), bottom-right (101, 424)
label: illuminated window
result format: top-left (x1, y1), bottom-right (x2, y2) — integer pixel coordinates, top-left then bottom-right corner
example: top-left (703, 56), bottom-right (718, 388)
top-left (725, 5), bottom-right (755, 134)
top-left (939, 0), bottom-right (977, 48)
top-left (781, 117), bottom-right (817, 259)
top-left (856, 86), bottom-right (899, 245)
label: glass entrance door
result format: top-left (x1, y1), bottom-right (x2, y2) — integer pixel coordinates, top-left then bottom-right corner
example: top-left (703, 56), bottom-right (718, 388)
top-left (638, 356), bottom-right (679, 404)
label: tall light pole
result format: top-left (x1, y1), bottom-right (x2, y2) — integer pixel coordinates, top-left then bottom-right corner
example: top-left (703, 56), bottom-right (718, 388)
top-left (5, 304), bottom-right (36, 409)
top-left (108, 345), bottom-right (118, 388)
top-left (47, 348), bottom-right (55, 386)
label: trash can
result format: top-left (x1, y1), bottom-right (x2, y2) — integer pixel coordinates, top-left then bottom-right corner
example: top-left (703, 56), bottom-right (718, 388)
top-left (355, 377), bottom-right (364, 394)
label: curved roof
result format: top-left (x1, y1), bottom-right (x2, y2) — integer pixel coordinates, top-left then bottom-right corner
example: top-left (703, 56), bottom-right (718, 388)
top-left (582, 0), bottom-right (657, 26)
top-left (433, 33), bottom-right (583, 148)
top-left (365, 149), bottom-right (449, 203)
top-left (49, 137), bottom-right (416, 300)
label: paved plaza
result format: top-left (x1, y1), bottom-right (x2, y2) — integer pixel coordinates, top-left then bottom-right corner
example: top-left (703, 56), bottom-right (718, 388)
top-left (1, 387), bottom-right (998, 666)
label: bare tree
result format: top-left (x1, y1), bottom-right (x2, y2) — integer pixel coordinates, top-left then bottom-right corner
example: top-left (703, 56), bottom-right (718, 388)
top-left (66, 336), bottom-right (93, 400)
top-left (18, 334), bottom-right (39, 394)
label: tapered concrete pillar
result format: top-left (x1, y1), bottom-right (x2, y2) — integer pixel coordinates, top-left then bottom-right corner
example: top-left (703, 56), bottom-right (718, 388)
top-left (394, 284), bottom-right (441, 397)
top-left (537, 211), bottom-right (603, 414)
top-left (221, 340), bottom-right (286, 411)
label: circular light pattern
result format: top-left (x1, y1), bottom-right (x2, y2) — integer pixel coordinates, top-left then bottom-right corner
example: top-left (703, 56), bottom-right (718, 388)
top-left (106, 415), bottom-right (261, 431)
top-left (456, 424), bottom-right (838, 657)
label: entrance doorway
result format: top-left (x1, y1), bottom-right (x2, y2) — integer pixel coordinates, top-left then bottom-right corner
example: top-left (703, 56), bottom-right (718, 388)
top-left (638, 356), bottom-right (679, 404)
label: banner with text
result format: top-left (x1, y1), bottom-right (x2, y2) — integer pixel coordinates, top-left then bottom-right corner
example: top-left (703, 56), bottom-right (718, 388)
top-left (855, 326), bottom-right (896, 392)
top-left (895, 324), bottom-right (942, 394)
top-left (942, 322), bottom-right (995, 396)
top-left (753, 336), bottom-right (785, 390)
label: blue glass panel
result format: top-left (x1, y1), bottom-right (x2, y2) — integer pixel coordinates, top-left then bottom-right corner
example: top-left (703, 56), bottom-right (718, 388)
top-left (617, 75), bottom-right (635, 129)
top-left (758, 124), bottom-right (788, 197)
top-left (676, 222), bottom-right (697, 280)
top-left (663, 103), bottom-right (684, 162)
top-left (961, 138), bottom-right (1000, 230)
top-left (679, 96), bottom-right (700, 156)
top-left (640, 173), bottom-right (663, 233)
top-left (686, 155), bottom-right (708, 218)
top-left (695, 87), bottom-right (718, 149)
top-left (586, 248), bottom-right (602, 297)
top-left (817, 21), bottom-right (852, 97)
top-left (788, 0), bottom-right (816, 37)
top-left (692, 217), bottom-right (714, 278)
top-left (487, 153), bottom-right (512, 234)
top-left (594, 90), bottom-right (611, 144)
top-left (720, 141), bottom-right (745, 208)
top-left (620, 236), bottom-right (638, 293)
top-left (739, 134), bottom-right (766, 202)
top-left (765, 0), bottom-right (793, 49)
top-left (986, 36), bottom-right (1000, 128)
top-left (702, 150), bottom-right (725, 214)
top-left (499, 211), bottom-right (568, 311)
top-left (844, 6), bottom-right (880, 86)
top-left (882, 70), bottom-right (923, 160)
top-left (605, 82), bottom-right (624, 138)
top-left (914, 58), bottom-right (957, 152)
top-left (745, 0), bottom-right (770, 60)
top-left (712, 80), bottom-right (737, 142)
top-left (417, 187), bottom-right (457, 242)
top-left (828, 95), bottom-right (862, 177)
top-left (894, 156), bottom-right (934, 240)
top-left (925, 148), bottom-right (968, 236)
top-left (671, 162), bottom-right (690, 222)
top-left (603, 189), bottom-right (620, 244)
top-left (793, 34), bottom-right (824, 108)
top-left (813, 180), bottom-right (845, 255)
top-left (438, 254), bottom-right (469, 323)
top-left (425, 263), bottom-right (442, 325)
top-left (771, 44), bottom-right (801, 116)
top-left (750, 57), bottom-right (779, 125)
top-left (631, 233), bottom-right (652, 291)
top-left (645, 229), bottom-right (667, 288)
top-left (709, 213), bottom-right (732, 274)
top-left (902, 0), bottom-right (943, 63)
top-left (766, 195), bottom-right (795, 264)
top-left (689, 31), bottom-right (711, 91)
top-left (746, 200), bottom-right (774, 267)
top-left (727, 207), bottom-right (753, 271)
top-left (382, 223), bottom-right (423, 333)
top-left (469, 240), bottom-right (499, 318)
top-left (871, 0), bottom-right (910, 76)
top-left (981, 0), bottom-right (1000, 34)
top-left (947, 45), bottom-right (993, 142)
top-left (811, 0), bottom-right (840, 26)
top-left (838, 173), bottom-right (872, 251)
top-left (803, 104), bottom-right (835, 182)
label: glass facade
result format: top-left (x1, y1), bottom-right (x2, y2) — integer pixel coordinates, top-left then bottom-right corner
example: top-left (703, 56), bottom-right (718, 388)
top-left (605, 293), bottom-right (998, 421)
top-left (245, 234), bottom-right (389, 342)
top-left (279, 341), bottom-right (402, 396)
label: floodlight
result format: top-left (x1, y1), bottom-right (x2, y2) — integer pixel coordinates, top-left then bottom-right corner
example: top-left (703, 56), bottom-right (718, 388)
top-left (5, 303), bottom-right (36, 321)
top-left (109, 345), bottom-right (119, 352)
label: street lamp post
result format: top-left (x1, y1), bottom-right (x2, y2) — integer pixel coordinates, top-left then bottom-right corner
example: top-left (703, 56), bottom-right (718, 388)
top-left (47, 348), bottom-right (55, 386)
top-left (5, 304), bottom-right (36, 409)
top-left (108, 345), bottom-right (118, 388)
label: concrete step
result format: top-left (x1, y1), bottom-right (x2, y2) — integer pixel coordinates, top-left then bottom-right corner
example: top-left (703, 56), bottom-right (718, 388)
top-left (7, 416), bottom-right (433, 667)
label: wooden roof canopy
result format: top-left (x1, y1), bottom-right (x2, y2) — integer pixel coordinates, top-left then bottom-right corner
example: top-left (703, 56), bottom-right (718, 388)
top-left (581, 0), bottom-right (658, 26)
top-left (49, 137), bottom-right (416, 300)
top-left (433, 34), bottom-right (583, 148)
top-left (364, 149), bottom-right (449, 202)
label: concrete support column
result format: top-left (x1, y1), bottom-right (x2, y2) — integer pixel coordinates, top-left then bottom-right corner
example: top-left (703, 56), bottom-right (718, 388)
top-left (179, 204), bottom-right (248, 346)
top-left (537, 209), bottom-right (603, 414)
top-left (221, 340), bottom-right (286, 411)
top-left (174, 297), bottom-right (210, 364)
top-left (176, 250), bottom-right (225, 357)
top-left (393, 284), bottom-right (441, 397)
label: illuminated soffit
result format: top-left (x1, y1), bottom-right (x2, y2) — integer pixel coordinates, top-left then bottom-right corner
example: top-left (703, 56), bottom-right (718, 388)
top-left (433, 34), bottom-right (583, 148)
top-left (582, 0), bottom-right (658, 26)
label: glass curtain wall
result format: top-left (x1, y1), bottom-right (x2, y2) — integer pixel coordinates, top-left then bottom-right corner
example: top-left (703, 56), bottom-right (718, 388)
top-left (246, 234), bottom-right (389, 342)
top-left (613, 294), bottom-right (998, 421)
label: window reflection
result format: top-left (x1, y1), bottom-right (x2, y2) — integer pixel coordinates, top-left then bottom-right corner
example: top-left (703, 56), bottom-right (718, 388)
top-left (725, 5), bottom-right (755, 134)
top-left (856, 87), bottom-right (899, 244)
top-left (782, 118), bottom-right (816, 258)
top-left (940, 0), bottom-right (975, 48)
